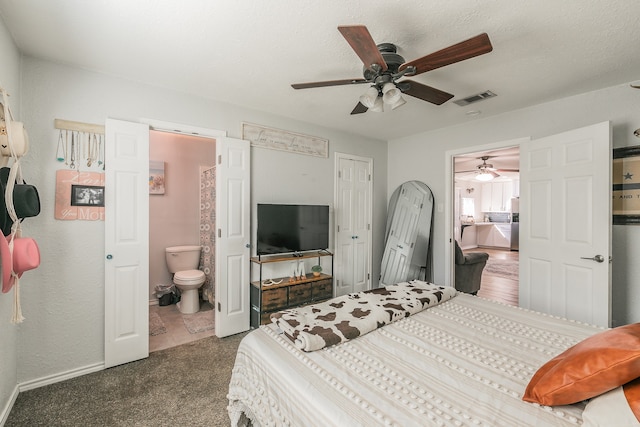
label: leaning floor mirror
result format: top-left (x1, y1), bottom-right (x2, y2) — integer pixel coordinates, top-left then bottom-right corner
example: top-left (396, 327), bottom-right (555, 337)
top-left (380, 180), bottom-right (434, 286)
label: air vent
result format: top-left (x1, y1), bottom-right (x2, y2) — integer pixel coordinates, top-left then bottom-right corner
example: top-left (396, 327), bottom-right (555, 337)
top-left (453, 90), bottom-right (497, 106)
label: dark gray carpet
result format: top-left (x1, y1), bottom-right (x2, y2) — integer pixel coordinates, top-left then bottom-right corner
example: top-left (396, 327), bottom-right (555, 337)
top-left (6, 332), bottom-right (248, 427)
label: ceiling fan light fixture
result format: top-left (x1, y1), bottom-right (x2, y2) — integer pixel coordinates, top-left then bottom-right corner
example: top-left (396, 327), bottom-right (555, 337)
top-left (380, 82), bottom-right (406, 110)
top-left (359, 86), bottom-right (379, 108)
top-left (369, 96), bottom-right (384, 112)
top-left (476, 171), bottom-right (494, 182)
top-left (292, 27), bottom-right (494, 116)
top-left (382, 83), bottom-right (400, 103)
top-left (389, 96), bottom-right (406, 110)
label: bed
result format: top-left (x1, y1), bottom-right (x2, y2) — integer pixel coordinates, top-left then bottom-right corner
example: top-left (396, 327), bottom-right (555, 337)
top-left (228, 281), bottom-right (640, 426)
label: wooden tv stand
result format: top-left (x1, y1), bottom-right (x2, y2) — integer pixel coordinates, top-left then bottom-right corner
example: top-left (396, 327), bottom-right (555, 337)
top-left (249, 251), bottom-right (333, 327)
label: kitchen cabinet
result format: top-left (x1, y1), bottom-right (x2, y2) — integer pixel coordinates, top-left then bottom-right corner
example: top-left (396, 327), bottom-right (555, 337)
top-left (493, 224), bottom-right (511, 248)
top-left (460, 224), bottom-right (477, 249)
top-left (476, 223), bottom-right (511, 248)
top-left (481, 181), bottom-right (515, 212)
top-left (476, 224), bottom-right (492, 247)
top-left (480, 183), bottom-right (492, 212)
top-left (512, 179), bottom-right (520, 197)
top-left (491, 183), bottom-right (503, 212)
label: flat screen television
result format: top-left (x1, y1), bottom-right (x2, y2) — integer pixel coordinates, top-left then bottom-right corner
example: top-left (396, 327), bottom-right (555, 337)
top-left (257, 204), bottom-right (329, 255)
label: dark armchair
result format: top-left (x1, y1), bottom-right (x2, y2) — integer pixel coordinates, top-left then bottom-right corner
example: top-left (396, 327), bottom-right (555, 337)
top-left (454, 241), bottom-right (489, 295)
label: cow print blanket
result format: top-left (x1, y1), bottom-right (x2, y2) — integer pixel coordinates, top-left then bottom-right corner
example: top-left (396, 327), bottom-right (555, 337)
top-left (270, 280), bottom-right (457, 352)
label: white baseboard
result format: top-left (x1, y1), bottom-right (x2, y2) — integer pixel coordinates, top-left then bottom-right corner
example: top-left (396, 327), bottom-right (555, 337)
top-left (18, 362), bottom-right (104, 392)
top-left (0, 385), bottom-right (19, 427)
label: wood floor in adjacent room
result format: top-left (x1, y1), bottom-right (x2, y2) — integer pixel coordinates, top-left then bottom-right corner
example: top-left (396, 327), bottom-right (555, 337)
top-left (464, 247), bottom-right (519, 306)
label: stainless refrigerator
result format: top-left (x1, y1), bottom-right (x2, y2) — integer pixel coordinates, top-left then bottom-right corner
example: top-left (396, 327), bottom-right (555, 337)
top-left (510, 197), bottom-right (519, 251)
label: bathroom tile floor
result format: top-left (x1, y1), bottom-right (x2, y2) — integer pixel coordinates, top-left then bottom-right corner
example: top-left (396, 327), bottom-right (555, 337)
top-left (149, 301), bottom-right (215, 353)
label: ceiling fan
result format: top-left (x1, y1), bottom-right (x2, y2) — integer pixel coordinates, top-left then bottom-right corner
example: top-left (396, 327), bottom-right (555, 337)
top-left (291, 25), bottom-right (493, 114)
top-left (457, 156), bottom-right (519, 181)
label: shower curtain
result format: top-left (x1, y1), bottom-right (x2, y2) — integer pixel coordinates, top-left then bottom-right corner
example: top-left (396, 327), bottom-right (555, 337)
top-left (199, 166), bottom-right (215, 304)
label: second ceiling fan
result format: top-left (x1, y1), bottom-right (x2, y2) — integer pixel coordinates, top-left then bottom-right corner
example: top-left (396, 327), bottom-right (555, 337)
top-left (457, 156), bottom-right (519, 181)
top-left (291, 25), bottom-right (493, 114)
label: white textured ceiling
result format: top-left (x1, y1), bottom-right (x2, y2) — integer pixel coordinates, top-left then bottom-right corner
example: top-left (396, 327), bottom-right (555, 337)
top-left (1, 1), bottom-right (639, 141)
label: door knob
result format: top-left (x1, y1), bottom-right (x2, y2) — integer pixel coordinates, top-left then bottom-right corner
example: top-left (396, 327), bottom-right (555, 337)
top-left (106, 254), bottom-right (113, 260)
top-left (580, 254), bottom-right (604, 263)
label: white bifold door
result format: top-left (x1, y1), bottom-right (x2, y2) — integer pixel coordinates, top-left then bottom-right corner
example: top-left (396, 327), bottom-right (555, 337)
top-left (104, 119), bottom-right (150, 369)
top-left (214, 137), bottom-right (251, 338)
top-left (334, 154), bottom-right (372, 297)
top-left (105, 119), bottom-right (250, 368)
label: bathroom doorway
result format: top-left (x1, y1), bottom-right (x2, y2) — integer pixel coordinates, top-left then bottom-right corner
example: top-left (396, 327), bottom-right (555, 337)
top-left (148, 130), bottom-right (217, 352)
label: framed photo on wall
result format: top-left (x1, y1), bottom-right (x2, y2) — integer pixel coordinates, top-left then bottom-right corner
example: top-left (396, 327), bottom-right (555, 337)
top-left (612, 145), bottom-right (640, 225)
top-left (149, 160), bottom-right (165, 194)
top-left (70, 185), bottom-right (105, 207)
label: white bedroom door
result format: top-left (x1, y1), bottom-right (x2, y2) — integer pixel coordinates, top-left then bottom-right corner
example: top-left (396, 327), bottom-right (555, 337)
top-left (104, 119), bottom-right (150, 368)
top-left (519, 121), bottom-right (611, 327)
top-left (334, 154), bottom-right (372, 297)
top-left (215, 137), bottom-right (251, 337)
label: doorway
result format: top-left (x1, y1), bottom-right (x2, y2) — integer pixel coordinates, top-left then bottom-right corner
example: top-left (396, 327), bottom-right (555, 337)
top-left (452, 145), bottom-right (520, 305)
top-left (444, 123), bottom-right (612, 326)
top-left (148, 130), bottom-right (217, 352)
top-left (105, 119), bottom-right (250, 368)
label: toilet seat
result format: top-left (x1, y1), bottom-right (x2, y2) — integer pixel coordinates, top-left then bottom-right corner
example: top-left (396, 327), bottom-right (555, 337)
top-left (174, 269), bottom-right (205, 285)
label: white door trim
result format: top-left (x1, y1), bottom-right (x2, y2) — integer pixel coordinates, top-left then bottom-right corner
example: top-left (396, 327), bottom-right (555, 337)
top-left (444, 137), bottom-right (530, 287)
top-left (141, 118), bottom-right (227, 138)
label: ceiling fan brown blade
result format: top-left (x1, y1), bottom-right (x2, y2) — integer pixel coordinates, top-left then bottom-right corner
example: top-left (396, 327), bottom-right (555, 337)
top-left (403, 81), bottom-right (454, 105)
top-left (400, 33), bottom-right (493, 75)
top-left (291, 78), bottom-right (368, 89)
top-left (350, 102), bottom-right (368, 115)
top-left (338, 25), bottom-right (388, 71)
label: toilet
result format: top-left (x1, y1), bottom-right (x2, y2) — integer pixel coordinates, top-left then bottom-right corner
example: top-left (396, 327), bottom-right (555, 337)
top-left (165, 245), bottom-right (206, 314)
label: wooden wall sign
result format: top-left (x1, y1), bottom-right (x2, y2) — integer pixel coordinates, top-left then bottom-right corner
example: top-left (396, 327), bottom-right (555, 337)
top-left (55, 170), bottom-right (105, 221)
top-left (241, 122), bottom-right (328, 158)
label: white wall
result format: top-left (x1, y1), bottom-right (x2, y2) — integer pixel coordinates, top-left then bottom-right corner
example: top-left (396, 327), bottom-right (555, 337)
top-left (388, 83), bottom-right (640, 327)
top-left (14, 56), bottom-right (387, 386)
top-left (0, 16), bottom-right (22, 424)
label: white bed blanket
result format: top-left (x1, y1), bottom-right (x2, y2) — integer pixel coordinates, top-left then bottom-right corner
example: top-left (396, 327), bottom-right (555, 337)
top-left (228, 293), bottom-right (603, 426)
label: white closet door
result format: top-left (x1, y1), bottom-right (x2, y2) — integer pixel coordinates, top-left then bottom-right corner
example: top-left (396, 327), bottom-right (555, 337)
top-left (334, 154), bottom-right (372, 296)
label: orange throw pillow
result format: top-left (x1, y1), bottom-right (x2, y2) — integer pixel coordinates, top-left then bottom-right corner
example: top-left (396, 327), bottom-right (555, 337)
top-left (523, 323), bottom-right (640, 406)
